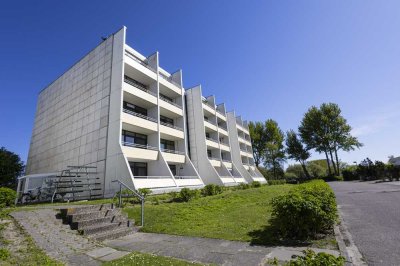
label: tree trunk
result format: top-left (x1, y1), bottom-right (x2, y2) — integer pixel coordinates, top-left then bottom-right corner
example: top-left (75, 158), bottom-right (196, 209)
top-left (325, 151), bottom-right (332, 175)
top-left (329, 149), bottom-right (337, 175)
top-left (301, 161), bottom-right (311, 179)
top-left (334, 147), bottom-right (340, 176)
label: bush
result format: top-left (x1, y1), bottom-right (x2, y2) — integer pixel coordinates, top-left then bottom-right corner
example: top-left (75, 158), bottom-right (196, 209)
top-left (342, 167), bottom-right (359, 181)
top-left (323, 175), bottom-right (343, 182)
top-left (268, 179), bottom-right (286, 186)
top-left (0, 187), bottom-right (16, 208)
top-left (0, 248), bottom-right (10, 261)
top-left (271, 180), bottom-right (337, 239)
top-left (138, 188), bottom-right (151, 198)
top-left (179, 188), bottom-right (200, 202)
top-left (285, 249), bottom-right (345, 266)
top-left (201, 184), bottom-right (224, 197)
top-left (236, 183), bottom-right (250, 190)
top-left (251, 181), bottom-right (261, 188)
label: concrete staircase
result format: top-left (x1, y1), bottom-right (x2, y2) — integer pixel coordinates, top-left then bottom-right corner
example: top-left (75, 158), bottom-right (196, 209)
top-left (60, 203), bottom-right (137, 241)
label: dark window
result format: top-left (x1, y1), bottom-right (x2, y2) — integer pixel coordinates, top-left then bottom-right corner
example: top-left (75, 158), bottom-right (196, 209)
top-left (207, 150), bottom-right (212, 158)
top-left (123, 101), bottom-right (147, 116)
top-left (204, 116), bottom-right (209, 121)
top-left (205, 132), bottom-right (210, 138)
top-left (160, 139), bottom-right (175, 151)
top-left (160, 115), bottom-right (174, 126)
top-left (129, 162), bottom-right (148, 177)
top-left (122, 130), bottom-right (147, 146)
top-left (221, 153), bottom-right (225, 160)
top-left (169, 165), bottom-right (177, 176)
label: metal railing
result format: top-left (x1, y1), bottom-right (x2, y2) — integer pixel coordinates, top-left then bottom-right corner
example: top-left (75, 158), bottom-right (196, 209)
top-left (161, 148), bottom-right (186, 155)
top-left (216, 109), bottom-right (225, 116)
top-left (208, 156), bottom-right (221, 161)
top-left (123, 109), bottom-right (158, 123)
top-left (206, 137), bottom-right (218, 143)
top-left (160, 121), bottom-right (183, 131)
top-left (159, 72), bottom-right (181, 87)
top-left (122, 142), bottom-right (158, 151)
top-left (240, 147), bottom-right (248, 152)
top-left (159, 95), bottom-right (182, 109)
top-left (218, 124), bottom-right (228, 131)
top-left (204, 119), bottom-right (217, 126)
top-left (134, 176), bottom-right (172, 179)
top-left (221, 159), bottom-right (232, 163)
top-left (202, 100), bottom-right (215, 109)
top-left (124, 76), bottom-right (157, 97)
top-left (125, 51), bottom-right (156, 72)
top-left (174, 176), bottom-right (199, 179)
top-left (112, 179), bottom-right (144, 226)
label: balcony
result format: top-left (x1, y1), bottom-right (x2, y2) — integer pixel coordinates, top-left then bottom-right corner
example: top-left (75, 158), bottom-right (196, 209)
top-left (122, 142), bottom-right (158, 161)
top-left (219, 142), bottom-right (230, 152)
top-left (159, 72), bottom-right (182, 95)
top-left (160, 123), bottom-right (185, 140)
top-left (204, 120), bottom-right (217, 132)
top-left (222, 159), bottom-right (232, 168)
top-left (161, 148), bottom-right (186, 163)
top-left (133, 176), bottom-right (176, 189)
top-left (121, 110), bottom-right (157, 133)
top-left (206, 138), bottom-right (219, 149)
top-left (220, 176), bottom-right (236, 184)
top-left (159, 95), bottom-right (183, 117)
top-left (216, 109), bottom-right (226, 120)
top-left (123, 76), bottom-right (157, 105)
top-left (208, 156), bottom-right (221, 167)
top-left (202, 101), bottom-right (215, 115)
top-left (124, 51), bottom-right (157, 80)
top-left (174, 176), bottom-right (204, 187)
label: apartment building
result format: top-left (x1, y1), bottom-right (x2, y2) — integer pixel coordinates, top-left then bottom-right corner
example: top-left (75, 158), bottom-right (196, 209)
top-left (185, 86), bottom-right (246, 186)
top-left (25, 26), bottom-right (265, 198)
top-left (227, 112), bottom-right (266, 183)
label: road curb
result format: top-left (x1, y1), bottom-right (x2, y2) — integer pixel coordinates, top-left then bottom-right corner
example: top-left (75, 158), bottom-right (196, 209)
top-left (334, 206), bottom-right (367, 265)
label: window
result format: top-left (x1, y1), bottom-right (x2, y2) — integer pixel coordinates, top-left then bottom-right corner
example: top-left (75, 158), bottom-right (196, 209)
top-left (169, 165), bottom-right (177, 176)
top-left (207, 150), bottom-right (212, 158)
top-left (160, 115), bottom-right (174, 126)
top-left (129, 162), bottom-right (147, 177)
top-left (160, 139), bottom-right (175, 151)
top-left (204, 116), bottom-right (209, 121)
top-left (221, 153), bottom-right (226, 160)
top-left (205, 132), bottom-right (210, 138)
top-left (122, 130), bottom-right (147, 146)
top-left (123, 101), bottom-right (147, 116)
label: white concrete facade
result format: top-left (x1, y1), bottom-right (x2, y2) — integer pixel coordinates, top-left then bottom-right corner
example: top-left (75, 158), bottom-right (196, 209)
top-left (227, 112), bottom-right (266, 183)
top-left (26, 26), bottom-right (265, 197)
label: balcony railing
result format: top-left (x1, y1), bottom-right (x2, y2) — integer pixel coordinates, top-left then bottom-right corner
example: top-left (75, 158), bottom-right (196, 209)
top-left (202, 100), bottom-right (215, 110)
top-left (159, 71), bottom-right (181, 87)
top-left (240, 147), bottom-right (248, 152)
top-left (123, 109), bottom-right (158, 123)
top-left (122, 142), bottom-right (158, 151)
top-left (218, 124), bottom-right (228, 131)
top-left (216, 109), bottom-right (225, 116)
top-left (134, 176), bottom-right (172, 179)
top-left (221, 159), bottom-right (232, 163)
top-left (204, 119), bottom-right (216, 126)
top-left (125, 51), bottom-right (156, 72)
top-left (206, 137), bottom-right (218, 143)
top-left (174, 176), bottom-right (200, 179)
top-left (161, 148), bottom-right (186, 155)
top-left (124, 76), bottom-right (157, 97)
top-left (159, 95), bottom-right (182, 109)
top-left (160, 121), bottom-right (183, 131)
top-left (208, 156), bottom-right (220, 161)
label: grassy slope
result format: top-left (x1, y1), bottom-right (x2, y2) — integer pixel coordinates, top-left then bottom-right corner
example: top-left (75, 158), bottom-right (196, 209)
top-left (124, 185), bottom-right (293, 242)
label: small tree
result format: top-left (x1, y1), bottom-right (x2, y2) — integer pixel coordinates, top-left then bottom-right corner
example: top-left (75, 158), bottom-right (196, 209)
top-left (285, 130), bottom-right (311, 179)
top-left (264, 119), bottom-right (286, 179)
top-left (248, 121), bottom-right (267, 167)
top-left (0, 147), bottom-right (25, 188)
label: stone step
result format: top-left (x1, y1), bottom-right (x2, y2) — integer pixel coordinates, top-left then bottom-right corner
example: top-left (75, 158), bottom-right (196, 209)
top-left (67, 208), bottom-right (119, 223)
top-left (79, 222), bottom-right (122, 235)
top-left (73, 215), bottom-right (133, 230)
top-left (61, 203), bottom-right (114, 216)
top-left (89, 226), bottom-right (137, 242)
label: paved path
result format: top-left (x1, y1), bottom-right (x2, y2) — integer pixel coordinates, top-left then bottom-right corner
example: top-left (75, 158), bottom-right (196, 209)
top-left (11, 209), bottom-right (129, 265)
top-left (105, 232), bottom-right (339, 266)
top-left (330, 181), bottom-right (400, 266)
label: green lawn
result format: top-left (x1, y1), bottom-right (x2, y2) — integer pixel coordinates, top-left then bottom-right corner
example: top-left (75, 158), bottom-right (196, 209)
top-left (103, 252), bottom-right (208, 266)
top-left (124, 185), bottom-right (296, 243)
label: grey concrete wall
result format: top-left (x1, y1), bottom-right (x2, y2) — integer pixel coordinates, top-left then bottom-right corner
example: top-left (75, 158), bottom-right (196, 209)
top-left (26, 33), bottom-right (116, 191)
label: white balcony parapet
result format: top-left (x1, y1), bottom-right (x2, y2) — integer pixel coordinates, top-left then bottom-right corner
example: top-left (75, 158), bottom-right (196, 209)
top-left (122, 142), bottom-right (158, 150)
top-left (161, 148), bottom-right (186, 155)
top-left (159, 71), bottom-right (181, 87)
top-left (123, 109), bottom-right (158, 123)
top-left (206, 137), bottom-right (219, 143)
top-left (174, 176), bottom-right (201, 179)
top-left (125, 51), bottom-right (156, 73)
top-left (159, 95), bottom-right (182, 109)
top-left (134, 176), bottom-right (172, 179)
top-left (124, 76), bottom-right (157, 97)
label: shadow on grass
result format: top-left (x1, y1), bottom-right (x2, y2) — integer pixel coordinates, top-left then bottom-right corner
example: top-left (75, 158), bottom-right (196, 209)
top-left (248, 224), bottom-right (316, 247)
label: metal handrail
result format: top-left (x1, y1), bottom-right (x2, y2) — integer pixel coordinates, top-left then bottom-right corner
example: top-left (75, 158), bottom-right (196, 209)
top-left (161, 148), bottom-right (186, 155)
top-left (202, 100), bottom-right (215, 109)
top-left (124, 76), bottom-right (158, 97)
top-left (159, 95), bottom-right (182, 109)
top-left (125, 51), bottom-right (156, 72)
top-left (208, 156), bottom-right (220, 161)
top-left (218, 125), bottom-right (228, 131)
top-left (123, 109), bottom-right (158, 123)
top-left (134, 176), bottom-right (172, 179)
top-left (159, 72), bottom-right (181, 87)
top-left (221, 159), bottom-right (232, 162)
top-left (160, 121), bottom-right (183, 131)
top-left (206, 137), bottom-right (218, 143)
top-left (112, 179), bottom-right (144, 226)
top-left (216, 109), bottom-right (225, 116)
top-left (174, 176), bottom-right (199, 179)
top-left (204, 119), bottom-right (217, 126)
top-left (122, 142), bottom-right (158, 151)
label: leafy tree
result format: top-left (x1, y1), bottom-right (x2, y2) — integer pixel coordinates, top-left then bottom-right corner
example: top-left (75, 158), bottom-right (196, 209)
top-left (286, 164), bottom-right (306, 179)
top-left (264, 119), bottom-right (286, 179)
top-left (285, 130), bottom-right (310, 179)
top-left (307, 161), bottom-right (328, 178)
top-left (0, 147), bottom-right (25, 188)
top-left (248, 121), bottom-right (266, 167)
top-left (299, 103), bottom-right (362, 176)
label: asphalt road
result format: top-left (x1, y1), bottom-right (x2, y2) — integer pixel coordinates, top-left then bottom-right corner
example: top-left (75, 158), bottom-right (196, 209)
top-left (330, 181), bottom-right (400, 266)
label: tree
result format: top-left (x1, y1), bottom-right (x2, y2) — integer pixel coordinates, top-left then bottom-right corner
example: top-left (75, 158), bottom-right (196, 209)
top-left (299, 103), bottom-right (362, 176)
top-left (264, 119), bottom-right (286, 179)
top-left (248, 121), bottom-right (266, 167)
top-left (0, 147), bottom-right (25, 188)
top-left (285, 130), bottom-right (311, 179)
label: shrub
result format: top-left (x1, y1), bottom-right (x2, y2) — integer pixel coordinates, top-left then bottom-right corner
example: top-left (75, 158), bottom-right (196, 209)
top-left (0, 187), bottom-right (16, 208)
top-left (201, 184), bottom-right (224, 197)
top-left (342, 167), bottom-right (359, 181)
top-left (251, 181), bottom-right (261, 188)
top-left (285, 249), bottom-right (345, 266)
top-left (138, 188), bottom-right (151, 198)
top-left (179, 188), bottom-right (200, 202)
top-left (168, 191), bottom-right (179, 202)
top-left (236, 183), bottom-right (250, 190)
top-left (323, 175), bottom-right (343, 182)
top-left (268, 179), bottom-right (286, 186)
top-left (0, 248), bottom-right (10, 261)
top-left (271, 180), bottom-right (337, 239)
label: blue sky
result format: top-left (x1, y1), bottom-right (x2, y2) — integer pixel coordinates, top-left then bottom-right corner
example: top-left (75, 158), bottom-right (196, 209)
top-left (1, 1), bottom-right (399, 166)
